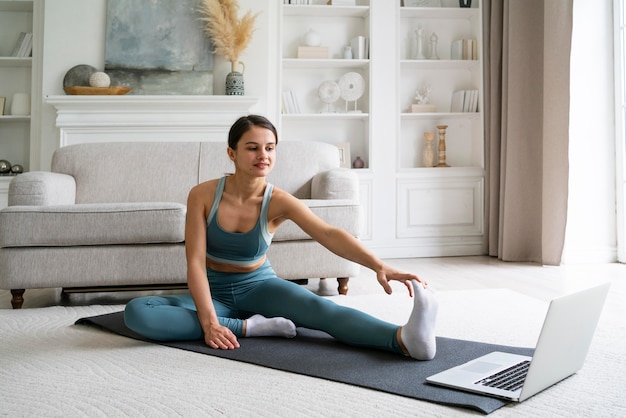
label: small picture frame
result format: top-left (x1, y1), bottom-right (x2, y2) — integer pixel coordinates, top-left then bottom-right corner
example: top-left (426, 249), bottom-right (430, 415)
top-left (336, 142), bottom-right (351, 169)
top-left (0, 97), bottom-right (5, 115)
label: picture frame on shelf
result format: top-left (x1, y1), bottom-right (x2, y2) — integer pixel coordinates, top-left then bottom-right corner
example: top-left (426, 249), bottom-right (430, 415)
top-left (336, 142), bottom-right (351, 168)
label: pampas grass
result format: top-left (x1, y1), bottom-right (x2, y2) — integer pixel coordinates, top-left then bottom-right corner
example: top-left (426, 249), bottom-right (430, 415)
top-left (198, 0), bottom-right (258, 70)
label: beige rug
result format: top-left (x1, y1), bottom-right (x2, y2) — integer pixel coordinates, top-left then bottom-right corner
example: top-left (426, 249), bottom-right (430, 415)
top-left (1, 288), bottom-right (624, 417)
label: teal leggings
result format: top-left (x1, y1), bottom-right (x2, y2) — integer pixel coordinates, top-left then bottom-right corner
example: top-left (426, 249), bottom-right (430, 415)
top-left (124, 261), bottom-right (403, 354)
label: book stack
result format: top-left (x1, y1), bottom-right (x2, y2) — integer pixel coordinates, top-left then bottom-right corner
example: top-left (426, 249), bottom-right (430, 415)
top-left (450, 89), bottom-right (479, 113)
top-left (282, 90), bottom-right (301, 114)
top-left (11, 32), bottom-right (33, 57)
top-left (297, 46), bottom-right (329, 59)
top-left (451, 39), bottom-right (477, 60)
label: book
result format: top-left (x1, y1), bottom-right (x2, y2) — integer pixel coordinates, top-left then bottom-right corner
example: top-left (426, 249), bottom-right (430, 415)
top-left (450, 89), bottom-right (478, 112)
top-left (282, 90), bottom-right (301, 114)
top-left (11, 32), bottom-right (27, 57)
top-left (297, 46), bottom-right (329, 59)
top-left (18, 33), bottom-right (33, 57)
top-left (451, 38), bottom-right (477, 60)
top-left (0, 97), bottom-right (5, 115)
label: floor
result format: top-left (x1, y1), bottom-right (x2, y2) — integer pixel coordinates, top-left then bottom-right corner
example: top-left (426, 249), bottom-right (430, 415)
top-left (1, 256), bottom-right (624, 310)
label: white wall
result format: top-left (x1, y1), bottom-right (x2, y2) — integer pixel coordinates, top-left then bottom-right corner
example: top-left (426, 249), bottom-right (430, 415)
top-left (563, 0), bottom-right (617, 263)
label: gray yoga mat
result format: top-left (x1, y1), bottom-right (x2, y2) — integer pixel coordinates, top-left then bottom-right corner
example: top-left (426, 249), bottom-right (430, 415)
top-left (76, 311), bottom-right (534, 414)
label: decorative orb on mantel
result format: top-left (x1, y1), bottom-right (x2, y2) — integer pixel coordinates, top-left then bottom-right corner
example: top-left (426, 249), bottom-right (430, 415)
top-left (89, 72), bottom-right (111, 88)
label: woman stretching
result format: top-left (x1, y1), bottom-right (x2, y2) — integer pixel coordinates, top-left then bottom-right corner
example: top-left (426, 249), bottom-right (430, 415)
top-left (124, 115), bottom-right (438, 360)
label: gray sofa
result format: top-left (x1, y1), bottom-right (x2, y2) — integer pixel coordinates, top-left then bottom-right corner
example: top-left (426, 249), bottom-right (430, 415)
top-left (0, 141), bottom-right (361, 308)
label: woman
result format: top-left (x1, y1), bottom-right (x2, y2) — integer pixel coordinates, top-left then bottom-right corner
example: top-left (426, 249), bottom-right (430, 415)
top-left (124, 115), bottom-right (438, 360)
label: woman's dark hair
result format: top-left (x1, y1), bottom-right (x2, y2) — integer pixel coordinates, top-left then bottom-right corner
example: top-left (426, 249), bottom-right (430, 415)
top-left (228, 115), bottom-right (278, 150)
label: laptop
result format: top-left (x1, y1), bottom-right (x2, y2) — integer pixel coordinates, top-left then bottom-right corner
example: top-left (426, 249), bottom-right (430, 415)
top-left (426, 282), bottom-right (610, 402)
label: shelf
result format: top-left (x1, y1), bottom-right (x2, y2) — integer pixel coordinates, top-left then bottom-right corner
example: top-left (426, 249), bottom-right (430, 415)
top-left (283, 5), bottom-right (369, 18)
top-left (400, 59), bottom-right (478, 70)
top-left (400, 7), bottom-right (478, 20)
top-left (0, 57), bottom-right (31, 67)
top-left (0, 1), bottom-right (33, 12)
top-left (397, 166), bottom-right (485, 177)
top-left (282, 112), bottom-right (369, 121)
top-left (401, 112), bottom-right (480, 120)
top-left (283, 58), bottom-right (369, 69)
top-left (0, 115), bottom-right (30, 122)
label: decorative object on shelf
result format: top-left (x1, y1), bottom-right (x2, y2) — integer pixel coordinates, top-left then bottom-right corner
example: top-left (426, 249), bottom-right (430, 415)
top-left (352, 156), bottom-right (365, 169)
top-left (10, 93), bottom-right (30, 116)
top-left (338, 72), bottom-right (365, 113)
top-left (0, 97), bottom-right (5, 115)
top-left (429, 32), bottom-right (440, 60)
top-left (11, 164), bottom-right (23, 175)
top-left (63, 86), bottom-right (132, 96)
top-left (0, 160), bottom-right (11, 174)
top-left (63, 64), bottom-right (98, 88)
top-left (436, 124), bottom-right (450, 167)
top-left (89, 72), bottom-right (111, 88)
top-left (198, 0), bottom-right (259, 96)
top-left (343, 45), bottom-right (353, 59)
top-left (318, 80), bottom-right (341, 113)
top-left (459, 0), bottom-right (472, 7)
top-left (225, 62), bottom-right (245, 96)
top-left (422, 132), bottom-right (435, 167)
top-left (336, 142), bottom-right (351, 168)
top-left (297, 46), bottom-right (329, 59)
top-left (350, 36), bottom-right (368, 59)
top-left (414, 25), bottom-right (427, 59)
top-left (304, 28), bottom-right (321, 47)
top-left (410, 83), bottom-right (436, 113)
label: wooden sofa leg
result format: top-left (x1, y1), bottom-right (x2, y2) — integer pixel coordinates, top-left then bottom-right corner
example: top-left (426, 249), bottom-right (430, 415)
top-left (337, 278), bottom-right (349, 295)
top-left (10, 289), bottom-right (25, 309)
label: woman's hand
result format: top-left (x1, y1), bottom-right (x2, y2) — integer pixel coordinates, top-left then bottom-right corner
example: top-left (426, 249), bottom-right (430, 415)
top-left (376, 265), bottom-right (428, 297)
top-left (204, 323), bottom-right (240, 350)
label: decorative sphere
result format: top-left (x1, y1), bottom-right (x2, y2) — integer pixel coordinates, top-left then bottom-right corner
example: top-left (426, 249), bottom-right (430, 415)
top-left (11, 164), bottom-right (24, 174)
top-left (304, 29), bottom-right (321, 47)
top-left (0, 160), bottom-right (11, 173)
top-left (89, 72), bottom-right (111, 88)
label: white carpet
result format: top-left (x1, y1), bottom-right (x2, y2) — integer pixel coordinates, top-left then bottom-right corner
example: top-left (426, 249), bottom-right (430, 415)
top-left (1, 288), bottom-right (624, 417)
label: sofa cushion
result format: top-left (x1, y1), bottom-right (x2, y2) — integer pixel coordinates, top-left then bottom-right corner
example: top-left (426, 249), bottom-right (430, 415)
top-left (0, 203), bottom-right (186, 247)
top-left (272, 199), bottom-right (361, 241)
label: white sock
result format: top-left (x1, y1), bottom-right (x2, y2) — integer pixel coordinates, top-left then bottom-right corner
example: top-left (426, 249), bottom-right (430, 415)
top-left (245, 314), bottom-right (297, 338)
top-left (400, 280), bottom-right (438, 360)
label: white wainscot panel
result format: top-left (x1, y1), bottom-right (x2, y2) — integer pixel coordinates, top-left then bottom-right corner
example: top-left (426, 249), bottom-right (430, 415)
top-left (397, 176), bottom-right (484, 238)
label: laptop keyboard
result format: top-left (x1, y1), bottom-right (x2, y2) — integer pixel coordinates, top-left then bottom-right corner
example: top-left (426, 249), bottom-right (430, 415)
top-left (475, 360), bottom-right (531, 391)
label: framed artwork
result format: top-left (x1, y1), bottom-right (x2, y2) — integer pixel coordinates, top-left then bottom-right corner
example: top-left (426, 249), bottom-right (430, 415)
top-left (105, 0), bottom-right (214, 95)
top-left (336, 142), bottom-right (351, 169)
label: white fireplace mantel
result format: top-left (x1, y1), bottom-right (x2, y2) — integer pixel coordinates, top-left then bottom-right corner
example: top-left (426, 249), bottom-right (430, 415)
top-left (45, 95), bottom-right (259, 147)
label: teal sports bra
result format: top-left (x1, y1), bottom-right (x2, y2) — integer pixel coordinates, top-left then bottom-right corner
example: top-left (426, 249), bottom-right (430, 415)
top-left (206, 176), bottom-right (274, 266)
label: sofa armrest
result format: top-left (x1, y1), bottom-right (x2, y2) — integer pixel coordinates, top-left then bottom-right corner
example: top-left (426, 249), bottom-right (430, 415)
top-left (8, 171), bottom-right (76, 206)
top-left (311, 168), bottom-right (359, 201)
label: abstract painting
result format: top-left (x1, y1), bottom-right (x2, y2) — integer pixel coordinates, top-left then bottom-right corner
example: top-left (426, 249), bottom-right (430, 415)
top-left (105, 0), bottom-right (214, 95)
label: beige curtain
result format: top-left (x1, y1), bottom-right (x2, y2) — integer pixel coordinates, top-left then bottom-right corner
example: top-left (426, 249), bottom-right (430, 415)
top-left (483, 0), bottom-right (573, 265)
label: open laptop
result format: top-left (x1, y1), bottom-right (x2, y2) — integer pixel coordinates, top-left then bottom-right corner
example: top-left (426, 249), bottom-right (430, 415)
top-left (426, 282), bottom-right (610, 402)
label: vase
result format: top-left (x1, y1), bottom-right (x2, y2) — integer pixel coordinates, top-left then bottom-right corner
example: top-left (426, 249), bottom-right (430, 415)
top-left (459, 0), bottom-right (472, 7)
top-left (352, 156), bottom-right (365, 169)
top-left (226, 61), bottom-right (245, 96)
